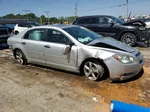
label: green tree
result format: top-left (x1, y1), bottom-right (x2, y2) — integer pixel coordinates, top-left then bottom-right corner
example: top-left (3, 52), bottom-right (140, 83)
top-left (66, 16), bottom-right (77, 23)
top-left (2, 13), bottom-right (15, 19)
top-left (58, 16), bottom-right (66, 24)
top-left (50, 17), bottom-right (59, 24)
top-left (40, 15), bottom-right (47, 24)
top-left (28, 13), bottom-right (36, 20)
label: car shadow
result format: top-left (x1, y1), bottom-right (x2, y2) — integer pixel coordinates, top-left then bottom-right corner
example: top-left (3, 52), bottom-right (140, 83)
top-left (112, 68), bottom-right (144, 83)
top-left (20, 62), bottom-right (145, 82)
top-left (136, 42), bottom-right (150, 47)
top-left (28, 63), bottom-right (82, 77)
top-left (0, 43), bottom-right (9, 50)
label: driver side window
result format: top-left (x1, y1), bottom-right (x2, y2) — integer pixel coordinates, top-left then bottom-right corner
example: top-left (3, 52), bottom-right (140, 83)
top-left (46, 29), bottom-right (70, 44)
top-left (99, 17), bottom-right (114, 24)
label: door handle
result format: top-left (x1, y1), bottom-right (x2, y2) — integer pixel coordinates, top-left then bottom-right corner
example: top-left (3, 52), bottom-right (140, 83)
top-left (44, 45), bottom-right (50, 48)
top-left (21, 42), bottom-right (26, 45)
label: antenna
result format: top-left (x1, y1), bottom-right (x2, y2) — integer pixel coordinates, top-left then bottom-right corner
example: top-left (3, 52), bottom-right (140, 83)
top-left (74, 2), bottom-right (78, 16)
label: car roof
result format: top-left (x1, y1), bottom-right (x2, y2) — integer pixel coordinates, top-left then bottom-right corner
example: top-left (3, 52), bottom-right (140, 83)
top-left (19, 22), bottom-right (37, 24)
top-left (76, 15), bottom-right (113, 19)
top-left (30, 24), bottom-right (79, 29)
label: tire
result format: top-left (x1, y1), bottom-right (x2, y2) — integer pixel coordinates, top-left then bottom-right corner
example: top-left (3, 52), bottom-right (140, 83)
top-left (14, 50), bottom-right (27, 65)
top-left (81, 59), bottom-right (104, 81)
top-left (120, 33), bottom-right (137, 46)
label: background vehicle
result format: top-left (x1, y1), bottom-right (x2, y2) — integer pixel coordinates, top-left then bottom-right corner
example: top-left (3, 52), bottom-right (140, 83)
top-left (14, 22), bottom-right (40, 35)
top-left (145, 19), bottom-right (150, 28)
top-left (131, 18), bottom-right (150, 29)
top-left (0, 24), bottom-right (11, 44)
top-left (7, 25), bottom-right (144, 81)
top-left (73, 15), bottom-right (149, 46)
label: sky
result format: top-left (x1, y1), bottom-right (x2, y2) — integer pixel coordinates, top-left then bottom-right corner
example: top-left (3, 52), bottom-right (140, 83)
top-left (0, 0), bottom-right (150, 18)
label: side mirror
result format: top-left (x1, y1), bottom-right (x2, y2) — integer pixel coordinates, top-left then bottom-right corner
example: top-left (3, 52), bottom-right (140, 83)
top-left (63, 45), bottom-right (71, 55)
top-left (62, 43), bottom-right (74, 55)
top-left (110, 22), bottom-right (115, 26)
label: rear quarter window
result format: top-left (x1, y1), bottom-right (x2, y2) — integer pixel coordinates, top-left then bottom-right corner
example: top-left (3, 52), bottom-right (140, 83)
top-left (23, 29), bottom-right (45, 41)
top-left (86, 17), bottom-right (99, 24)
top-left (18, 23), bottom-right (26, 27)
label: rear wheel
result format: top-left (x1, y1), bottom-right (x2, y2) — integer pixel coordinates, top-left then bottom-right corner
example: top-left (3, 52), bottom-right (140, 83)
top-left (120, 33), bottom-right (137, 46)
top-left (82, 60), bottom-right (104, 81)
top-left (14, 50), bottom-right (27, 65)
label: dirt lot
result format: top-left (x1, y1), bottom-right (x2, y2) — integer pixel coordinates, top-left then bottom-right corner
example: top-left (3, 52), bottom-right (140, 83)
top-left (0, 48), bottom-right (150, 112)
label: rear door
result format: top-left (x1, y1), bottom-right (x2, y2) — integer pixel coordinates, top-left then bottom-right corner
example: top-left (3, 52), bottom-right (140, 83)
top-left (84, 17), bottom-right (100, 32)
top-left (74, 17), bottom-right (100, 33)
top-left (21, 29), bottom-right (46, 64)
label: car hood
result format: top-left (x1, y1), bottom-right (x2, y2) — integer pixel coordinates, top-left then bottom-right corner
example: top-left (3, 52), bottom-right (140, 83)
top-left (87, 37), bottom-right (135, 53)
top-left (122, 20), bottom-right (146, 27)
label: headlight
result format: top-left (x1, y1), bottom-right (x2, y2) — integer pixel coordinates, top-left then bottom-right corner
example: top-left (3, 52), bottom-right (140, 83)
top-left (139, 27), bottom-right (146, 31)
top-left (113, 54), bottom-right (136, 64)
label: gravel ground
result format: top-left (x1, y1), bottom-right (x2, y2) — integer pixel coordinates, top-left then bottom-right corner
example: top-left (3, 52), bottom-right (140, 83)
top-left (0, 47), bottom-right (150, 112)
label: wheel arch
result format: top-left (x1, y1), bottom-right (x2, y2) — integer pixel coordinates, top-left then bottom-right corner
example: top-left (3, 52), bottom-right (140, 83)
top-left (79, 57), bottom-right (110, 78)
top-left (13, 48), bottom-right (24, 59)
top-left (119, 31), bottom-right (139, 41)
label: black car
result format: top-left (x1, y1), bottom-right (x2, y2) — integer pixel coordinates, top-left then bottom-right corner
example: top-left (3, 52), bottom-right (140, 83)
top-left (0, 25), bottom-right (11, 44)
top-left (73, 15), bottom-right (150, 46)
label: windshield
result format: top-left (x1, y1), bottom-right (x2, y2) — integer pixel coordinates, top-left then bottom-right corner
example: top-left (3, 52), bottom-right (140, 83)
top-left (64, 27), bottom-right (102, 44)
top-left (110, 16), bottom-right (125, 24)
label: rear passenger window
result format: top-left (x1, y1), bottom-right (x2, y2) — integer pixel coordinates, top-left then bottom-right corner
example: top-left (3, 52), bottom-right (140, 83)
top-left (86, 18), bottom-right (99, 24)
top-left (23, 29), bottom-right (45, 41)
top-left (77, 18), bottom-right (86, 24)
top-left (18, 23), bottom-right (26, 27)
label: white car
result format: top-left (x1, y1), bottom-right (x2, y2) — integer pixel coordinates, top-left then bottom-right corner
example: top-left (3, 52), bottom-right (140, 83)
top-left (145, 19), bottom-right (150, 28)
top-left (14, 22), bottom-right (40, 35)
top-left (7, 25), bottom-right (144, 81)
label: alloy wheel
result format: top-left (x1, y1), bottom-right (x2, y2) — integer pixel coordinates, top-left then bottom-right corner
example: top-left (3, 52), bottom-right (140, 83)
top-left (16, 51), bottom-right (24, 65)
top-left (122, 34), bottom-right (134, 45)
top-left (83, 61), bottom-right (104, 81)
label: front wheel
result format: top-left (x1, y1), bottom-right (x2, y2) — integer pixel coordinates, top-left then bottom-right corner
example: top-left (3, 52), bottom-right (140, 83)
top-left (82, 60), bottom-right (104, 81)
top-left (120, 33), bottom-right (137, 46)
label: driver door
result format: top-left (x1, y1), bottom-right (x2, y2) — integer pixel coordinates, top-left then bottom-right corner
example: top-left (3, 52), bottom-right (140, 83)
top-left (44, 29), bottom-right (78, 72)
top-left (96, 16), bottom-right (118, 37)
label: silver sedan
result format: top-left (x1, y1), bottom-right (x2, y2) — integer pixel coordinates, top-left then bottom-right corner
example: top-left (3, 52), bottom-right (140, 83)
top-left (7, 25), bottom-right (144, 81)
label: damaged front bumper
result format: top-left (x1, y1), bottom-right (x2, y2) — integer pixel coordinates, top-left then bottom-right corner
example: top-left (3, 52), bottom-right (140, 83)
top-left (104, 52), bottom-right (144, 81)
top-left (136, 29), bottom-right (150, 46)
